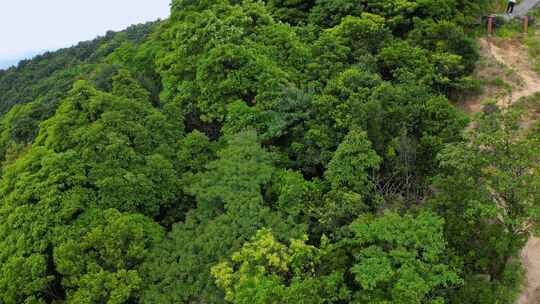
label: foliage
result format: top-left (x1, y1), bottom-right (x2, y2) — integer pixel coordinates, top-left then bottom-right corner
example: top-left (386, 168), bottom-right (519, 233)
top-left (212, 229), bottom-right (349, 304)
top-left (0, 0), bottom-right (532, 303)
top-left (0, 79), bottom-right (181, 303)
top-left (344, 211), bottom-right (462, 303)
top-left (140, 131), bottom-right (304, 303)
top-left (0, 22), bottom-right (156, 114)
top-left (213, 211), bottom-right (462, 304)
top-left (430, 105), bottom-right (540, 303)
top-left (55, 209), bottom-right (164, 303)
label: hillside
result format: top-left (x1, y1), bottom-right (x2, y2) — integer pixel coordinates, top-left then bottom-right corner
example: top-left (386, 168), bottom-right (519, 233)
top-left (457, 8), bottom-right (540, 302)
top-left (0, 1), bottom-right (539, 304)
top-left (0, 22), bottom-right (156, 114)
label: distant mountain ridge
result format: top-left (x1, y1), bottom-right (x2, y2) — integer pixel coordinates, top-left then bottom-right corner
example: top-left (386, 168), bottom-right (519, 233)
top-left (0, 21), bottom-right (156, 114)
top-left (0, 51), bottom-right (49, 70)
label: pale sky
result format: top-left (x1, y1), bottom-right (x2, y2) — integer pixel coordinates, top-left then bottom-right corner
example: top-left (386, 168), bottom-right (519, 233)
top-left (0, 0), bottom-right (171, 66)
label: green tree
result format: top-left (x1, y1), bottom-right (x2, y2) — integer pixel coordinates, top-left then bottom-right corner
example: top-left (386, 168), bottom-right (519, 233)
top-left (213, 212), bottom-right (461, 304)
top-left (316, 129), bottom-right (381, 232)
top-left (430, 105), bottom-right (540, 302)
top-left (157, 1), bottom-right (306, 125)
top-left (0, 80), bottom-right (183, 303)
top-left (0, 0), bottom-right (496, 302)
top-left (344, 211), bottom-right (462, 303)
top-left (212, 229), bottom-right (349, 304)
top-left (0, 101), bottom-right (47, 166)
top-left (54, 209), bottom-right (164, 303)
top-left (142, 131), bottom-right (303, 303)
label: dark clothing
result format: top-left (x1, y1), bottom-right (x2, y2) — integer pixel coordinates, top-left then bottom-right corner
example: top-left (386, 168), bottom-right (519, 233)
top-left (506, 2), bottom-right (515, 14)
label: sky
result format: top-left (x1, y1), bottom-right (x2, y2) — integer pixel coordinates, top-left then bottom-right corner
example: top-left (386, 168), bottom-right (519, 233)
top-left (0, 0), bottom-right (171, 68)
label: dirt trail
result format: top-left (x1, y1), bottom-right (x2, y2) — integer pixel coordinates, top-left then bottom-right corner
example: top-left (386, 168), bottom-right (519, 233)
top-left (465, 4), bottom-right (540, 304)
top-left (464, 38), bottom-right (540, 304)
top-left (488, 39), bottom-right (540, 304)
top-left (480, 39), bottom-right (540, 304)
top-left (487, 40), bottom-right (540, 107)
top-left (520, 239), bottom-right (540, 304)
top-left (462, 38), bottom-right (540, 113)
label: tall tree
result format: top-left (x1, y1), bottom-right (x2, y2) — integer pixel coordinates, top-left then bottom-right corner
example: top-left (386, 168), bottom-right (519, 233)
top-left (430, 105), bottom-right (540, 302)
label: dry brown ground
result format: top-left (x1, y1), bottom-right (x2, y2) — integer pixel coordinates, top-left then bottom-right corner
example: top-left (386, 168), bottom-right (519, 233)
top-left (520, 238), bottom-right (540, 304)
top-left (490, 40), bottom-right (540, 106)
top-left (460, 37), bottom-right (540, 112)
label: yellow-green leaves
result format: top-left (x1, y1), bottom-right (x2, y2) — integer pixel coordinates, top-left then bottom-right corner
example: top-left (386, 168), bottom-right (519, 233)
top-left (212, 229), bottom-right (347, 304)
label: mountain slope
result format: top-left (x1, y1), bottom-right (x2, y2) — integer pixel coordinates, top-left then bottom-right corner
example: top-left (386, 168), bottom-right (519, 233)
top-left (0, 1), bottom-right (538, 304)
top-left (0, 22), bottom-right (156, 115)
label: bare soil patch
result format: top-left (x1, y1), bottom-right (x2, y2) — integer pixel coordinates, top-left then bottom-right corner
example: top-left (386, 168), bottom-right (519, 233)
top-left (460, 37), bottom-right (540, 113)
top-left (519, 238), bottom-right (540, 304)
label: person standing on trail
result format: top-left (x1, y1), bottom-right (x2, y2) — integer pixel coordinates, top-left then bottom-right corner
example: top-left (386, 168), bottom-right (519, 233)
top-left (506, 0), bottom-right (516, 14)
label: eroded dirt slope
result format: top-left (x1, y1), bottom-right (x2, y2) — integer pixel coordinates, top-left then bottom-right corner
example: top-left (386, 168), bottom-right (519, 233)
top-left (462, 37), bottom-right (540, 112)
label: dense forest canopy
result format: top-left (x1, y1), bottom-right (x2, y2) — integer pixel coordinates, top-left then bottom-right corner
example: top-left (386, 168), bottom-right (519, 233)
top-left (0, 0), bottom-right (539, 303)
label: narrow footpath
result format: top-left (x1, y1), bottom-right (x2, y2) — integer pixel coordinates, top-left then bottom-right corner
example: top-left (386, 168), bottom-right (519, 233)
top-left (488, 40), bottom-right (540, 106)
top-left (465, 3), bottom-right (540, 302)
top-left (485, 2), bottom-right (540, 302)
top-left (520, 239), bottom-right (540, 304)
top-left (484, 38), bottom-right (540, 304)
